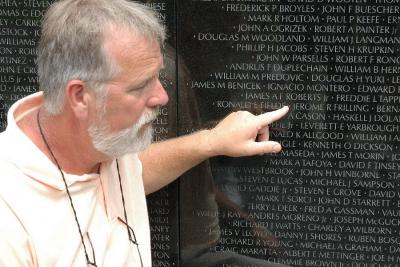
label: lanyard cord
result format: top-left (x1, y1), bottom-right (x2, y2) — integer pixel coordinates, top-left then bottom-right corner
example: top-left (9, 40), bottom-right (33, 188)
top-left (37, 109), bottom-right (144, 267)
top-left (116, 160), bottom-right (143, 267)
top-left (37, 109), bottom-right (96, 266)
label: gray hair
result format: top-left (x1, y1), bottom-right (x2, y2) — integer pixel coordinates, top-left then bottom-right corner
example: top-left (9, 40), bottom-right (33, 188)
top-left (38, 0), bottom-right (166, 114)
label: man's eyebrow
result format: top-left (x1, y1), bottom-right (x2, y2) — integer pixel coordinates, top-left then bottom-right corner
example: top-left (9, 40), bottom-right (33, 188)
top-left (129, 73), bottom-right (158, 90)
top-left (132, 78), bottom-right (150, 89)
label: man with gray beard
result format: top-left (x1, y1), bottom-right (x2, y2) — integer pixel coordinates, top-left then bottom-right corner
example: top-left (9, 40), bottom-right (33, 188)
top-left (89, 101), bottom-right (159, 158)
top-left (0, 0), bottom-right (289, 266)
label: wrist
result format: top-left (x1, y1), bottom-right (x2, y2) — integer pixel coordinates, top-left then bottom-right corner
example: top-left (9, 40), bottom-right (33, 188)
top-left (199, 129), bottom-right (220, 158)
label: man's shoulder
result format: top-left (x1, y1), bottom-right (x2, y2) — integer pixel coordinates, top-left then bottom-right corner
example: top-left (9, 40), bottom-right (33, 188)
top-left (0, 160), bottom-right (28, 234)
top-left (0, 129), bottom-right (9, 145)
top-left (0, 131), bottom-right (20, 175)
top-left (0, 130), bottom-right (34, 197)
top-left (0, 127), bottom-right (17, 158)
top-left (0, 157), bottom-right (24, 198)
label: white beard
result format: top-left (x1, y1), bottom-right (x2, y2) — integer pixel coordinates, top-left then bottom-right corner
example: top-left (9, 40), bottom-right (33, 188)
top-left (88, 108), bottom-right (158, 158)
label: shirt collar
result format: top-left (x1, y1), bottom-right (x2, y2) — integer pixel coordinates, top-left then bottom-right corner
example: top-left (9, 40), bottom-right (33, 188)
top-left (1, 92), bottom-right (99, 190)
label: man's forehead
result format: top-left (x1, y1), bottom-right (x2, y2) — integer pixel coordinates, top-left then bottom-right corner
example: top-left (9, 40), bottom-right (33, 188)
top-left (99, 26), bottom-right (162, 85)
top-left (105, 30), bottom-right (161, 67)
top-left (104, 24), bottom-right (160, 52)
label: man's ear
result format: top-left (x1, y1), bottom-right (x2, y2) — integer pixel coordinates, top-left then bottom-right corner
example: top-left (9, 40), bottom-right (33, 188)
top-left (65, 80), bottom-right (93, 119)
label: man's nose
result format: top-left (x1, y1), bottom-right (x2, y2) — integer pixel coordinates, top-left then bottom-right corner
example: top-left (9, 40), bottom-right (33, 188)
top-left (147, 79), bottom-right (169, 107)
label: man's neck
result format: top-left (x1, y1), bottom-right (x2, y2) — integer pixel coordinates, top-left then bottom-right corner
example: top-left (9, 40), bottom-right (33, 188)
top-left (18, 107), bottom-right (104, 175)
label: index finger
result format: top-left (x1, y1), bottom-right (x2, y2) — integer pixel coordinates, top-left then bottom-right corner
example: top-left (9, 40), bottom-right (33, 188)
top-left (255, 106), bottom-right (289, 127)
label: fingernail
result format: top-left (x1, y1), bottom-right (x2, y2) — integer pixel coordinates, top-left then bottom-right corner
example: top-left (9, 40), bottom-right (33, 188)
top-left (272, 144), bottom-right (281, 153)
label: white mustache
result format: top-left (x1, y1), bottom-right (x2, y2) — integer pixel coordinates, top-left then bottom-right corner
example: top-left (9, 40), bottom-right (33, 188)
top-left (89, 107), bottom-right (160, 158)
top-left (136, 107), bottom-right (159, 129)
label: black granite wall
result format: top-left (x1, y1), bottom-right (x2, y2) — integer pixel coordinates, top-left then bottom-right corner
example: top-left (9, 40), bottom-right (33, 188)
top-left (177, 1), bottom-right (400, 266)
top-left (1, 0), bottom-right (400, 266)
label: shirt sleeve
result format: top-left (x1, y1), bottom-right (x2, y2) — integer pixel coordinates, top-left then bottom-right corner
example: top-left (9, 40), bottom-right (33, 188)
top-left (0, 197), bottom-right (35, 267)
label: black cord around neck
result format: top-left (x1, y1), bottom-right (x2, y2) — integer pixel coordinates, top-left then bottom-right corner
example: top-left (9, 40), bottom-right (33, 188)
top-left (37, 109), bottom-right (96, 266)
top-left (116, 160), bottom-right (144, 267)
top-left (36, 109), bottom-right (142, 267)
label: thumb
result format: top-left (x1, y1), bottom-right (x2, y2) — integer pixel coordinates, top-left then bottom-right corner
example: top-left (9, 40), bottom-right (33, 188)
top-left (247, 141), bottom-right (282, 156)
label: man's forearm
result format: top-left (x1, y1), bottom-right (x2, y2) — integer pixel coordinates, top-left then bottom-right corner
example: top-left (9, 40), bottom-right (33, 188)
top-left (140, 107), bottom-right (289, 195)
top-left (139, 129), bottom-right (213, 194)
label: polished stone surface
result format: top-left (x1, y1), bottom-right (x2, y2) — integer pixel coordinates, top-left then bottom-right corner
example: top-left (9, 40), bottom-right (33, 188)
top-left (177, 1), bottom-right (400, 266)
top-left (0, 1), bottom-right (400, 266)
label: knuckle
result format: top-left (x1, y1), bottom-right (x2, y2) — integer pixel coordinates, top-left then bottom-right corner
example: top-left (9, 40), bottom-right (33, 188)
top-left (236, 110), bottom-right (251, 117)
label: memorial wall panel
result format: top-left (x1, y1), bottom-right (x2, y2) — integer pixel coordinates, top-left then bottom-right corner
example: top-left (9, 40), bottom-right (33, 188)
top-left (178, 1), bottom-right (400, 266)
top-left (142, 1), bottom-right (179, 266)
top-left (0, 0), bottom-right (44, 131)
top-left (1, 0), bottom-right (400, 266)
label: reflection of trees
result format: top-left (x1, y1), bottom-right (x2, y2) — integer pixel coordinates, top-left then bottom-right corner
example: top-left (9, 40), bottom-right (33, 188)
top-left (155, 1), bottom-right (400, 266)
top-left (174, 36), bottom-right (288, 266)
top-left (145, 1), bottom-right (290, 265)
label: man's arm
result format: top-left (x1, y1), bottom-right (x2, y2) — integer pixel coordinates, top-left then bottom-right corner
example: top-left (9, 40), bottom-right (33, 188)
top-left (139, 106), bottom-right (289, 194)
